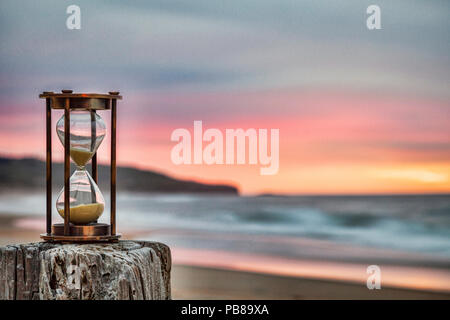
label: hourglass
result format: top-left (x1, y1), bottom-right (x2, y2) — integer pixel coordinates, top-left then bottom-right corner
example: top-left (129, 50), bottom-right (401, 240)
top-left (39, 90), bottom-right (122, 242)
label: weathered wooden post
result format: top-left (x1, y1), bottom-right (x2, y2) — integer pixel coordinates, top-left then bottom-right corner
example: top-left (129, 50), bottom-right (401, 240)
top-left (0, 241), bottom-right (171, 300)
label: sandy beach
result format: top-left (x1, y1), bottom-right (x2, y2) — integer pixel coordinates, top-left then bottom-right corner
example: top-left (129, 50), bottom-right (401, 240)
top-left (172, 265), bottom-right (450, 300)
top-left (0, 214), bottom-right (42, 245)
top-left (1, 212), bottom-right (450, 300)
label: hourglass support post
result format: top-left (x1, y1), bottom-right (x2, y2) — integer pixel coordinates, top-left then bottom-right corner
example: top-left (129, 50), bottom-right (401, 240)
top-left (92, 153), bottom-right (98, 182)
top-left (64, 98), bottom-right (71, 236)
top-left (91, 110), bottom-right (98, 183)
top-left (111, 99), bottom-right (117, 235)
top-left (46, 98), bottom-right (52, 235)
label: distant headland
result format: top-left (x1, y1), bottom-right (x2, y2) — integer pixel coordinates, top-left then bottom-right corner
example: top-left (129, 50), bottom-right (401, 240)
top-left (0, 157), bottom-right (239, 194)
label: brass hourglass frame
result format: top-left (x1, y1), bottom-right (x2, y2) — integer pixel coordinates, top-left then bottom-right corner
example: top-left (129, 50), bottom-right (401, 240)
top-left (39, 90), bottom-right (122, 242)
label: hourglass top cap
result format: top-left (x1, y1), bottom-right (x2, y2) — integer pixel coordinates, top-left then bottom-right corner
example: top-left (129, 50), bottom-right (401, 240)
top-left (39, 90), bottom-right (122, 110)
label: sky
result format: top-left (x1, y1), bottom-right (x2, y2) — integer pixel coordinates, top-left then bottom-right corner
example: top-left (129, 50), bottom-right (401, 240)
top-left (0, 0), bottom-right (449, 195)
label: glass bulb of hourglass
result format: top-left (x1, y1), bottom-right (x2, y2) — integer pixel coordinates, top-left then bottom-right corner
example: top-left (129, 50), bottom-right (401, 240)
top-left (56, 170), bottom-right (105, 224)
top-left (56, 110), bottom-right (106, 224)
top-left (56, 111), bottom-right (106, 167)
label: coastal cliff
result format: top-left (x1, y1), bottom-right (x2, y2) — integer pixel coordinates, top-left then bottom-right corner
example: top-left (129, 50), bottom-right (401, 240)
top-left (0, 157), bottom-right (238, 194)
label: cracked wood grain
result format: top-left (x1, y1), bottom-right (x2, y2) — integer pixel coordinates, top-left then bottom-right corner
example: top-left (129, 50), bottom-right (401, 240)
top-left (0, 241), bottom-right (171, 300)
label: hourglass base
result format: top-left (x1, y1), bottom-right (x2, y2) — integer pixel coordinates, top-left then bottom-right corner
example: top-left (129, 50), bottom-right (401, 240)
top-left (40, 223), bottom-right (121, 242)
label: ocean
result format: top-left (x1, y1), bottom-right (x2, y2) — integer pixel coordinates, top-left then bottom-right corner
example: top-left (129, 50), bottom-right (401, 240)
top-left (1, 193), bottom-right (450, 290)
top-left (1, 193), bottom-right (449, 257)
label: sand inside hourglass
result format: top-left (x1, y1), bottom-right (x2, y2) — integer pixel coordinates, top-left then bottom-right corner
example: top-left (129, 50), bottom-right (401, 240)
top-left (57, 203), bottom-right (104, 224)
top-left (70, 147), bottom-right (94, 167)
top-left (60, 148), bottom-right (102, 224)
